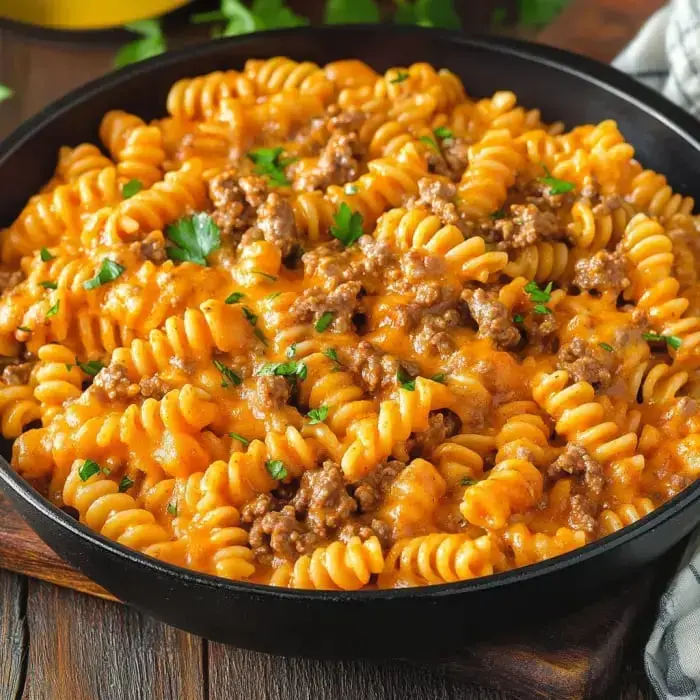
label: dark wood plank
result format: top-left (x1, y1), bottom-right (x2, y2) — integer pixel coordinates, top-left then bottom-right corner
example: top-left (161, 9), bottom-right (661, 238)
top-left (0, 569), bottom-right (28, 700)
top-left (21, 578), bottom-right (205, 700)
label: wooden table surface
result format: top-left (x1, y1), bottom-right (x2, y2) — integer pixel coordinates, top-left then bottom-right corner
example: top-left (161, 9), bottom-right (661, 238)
top-left (0, 1), bottom-right (666, 698)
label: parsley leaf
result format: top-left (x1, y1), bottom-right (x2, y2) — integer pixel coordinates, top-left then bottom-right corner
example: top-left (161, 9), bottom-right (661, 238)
top-left (265, 292), bottom-right (282, 300)
top-left (459, 477), bottom-right (476, 487)
top-left (77, 359), bottom-right (105, 377)
top-left (286, 343), bottom-right (297, 358)
top-left (518, 0), bottom-right (570, 27)
top-left (16, 326), bottom-right (31, 333)
top-left (78, 460), bottom-right (101, 482)
top-left (323, 347), bottom-right (339, 363)
top-left (430, 373), bottom-right (446, 383)
top-left (330, 202), bottom-right (363, 247)
top-left (65, 364), bottom-right (73, 371)
top-left (40, 248), bottom-right (55, 262)
top-left (253, 270), bottom-right (277, 281)
top-left (540, 164), bottom-right (575, 195)
top-left (599, 342), bottom-right (614, 352)
top-left (315, 311), bottom-right (334, 332)
top-left (0, 84), bottom-right (13, 103)
top-left (242, 307), bottom-right (258, 326)
top-left (203, 0), bottom-right (308, 37)
top-left (525, 280), bottom-right (553, 303)
top-left (46, 301), bottom-right (59, 319)
top-left (265, 459), bottom-right (288, 480)
top-left (533, 304), bottom-right (552, 315)
top-left (344, 184), bottom-right (358, 195)
top-left (643, 332), bottom-right (682, 350)
top-left (433, 126), bottom-right (453, 140)
top-left (114, 19), bottom-right (166, 69)
top-left (257, 361), bottom-right (307, 381)
top-left (166, 212), bottom-right (221, 266)
top-left (247, 147), bottom-right (296, 186)
top-left (394, 0), bottom-right (461, 28)
top-left (39, 281), bottom-right (57, 290)
top-left (490, 209), bottom-right (506, 220)
top-left (118, 475), bottom-right (135, 492)
top-left (225, 291), bottom-right (245, 304)
top-left (214, 359), bottom-right (242, 388)
top-left (418, 135), bottom-right (439, 152)
top-left (229, 432), bottom-right (250, 446)
top-left (397, 366), bottom-right (416, 391)
top-left (307, 405), bottom-right (329, 425)
top-left (83, 259), bottom-right (126, 290)
top-left (390, 71), bottom-right (410, 84)
top-left (122, 179), bottom-right (143, 199)
top-left (254, 328), bottom-right (267, 345)
top-left (324, 0), bottom-right (380, 23)
top-left (166, 502), bottom-right (178, 516)
top-left (514, 314), bottom-right (525, 324)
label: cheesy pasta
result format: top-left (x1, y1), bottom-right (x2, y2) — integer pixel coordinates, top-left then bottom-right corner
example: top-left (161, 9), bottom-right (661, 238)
top-left (4, 57), bottom-right (700, 591)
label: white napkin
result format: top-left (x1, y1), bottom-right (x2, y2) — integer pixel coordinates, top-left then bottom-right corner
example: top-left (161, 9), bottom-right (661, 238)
top-left (613, 1), bottom-right (700, 696)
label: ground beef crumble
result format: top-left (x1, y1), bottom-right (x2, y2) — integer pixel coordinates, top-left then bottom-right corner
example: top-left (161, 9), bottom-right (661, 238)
top-left (573, 250), bottom-right (630, 293)
top-left (1, 361), bottom-right (34, 386)
top-left (408, 178), bottom-right (470, 235)
top-left (490, 203), bottom-right (564, 250)
top-left (405, 410), bottom-right (461, 459)
top-left (557, 338), bottom-right (616, 389)
top-left (548, 443), bottom-right (604, 495)
top-left (352, 460), bottom-right (405, 512)
top-left (461, 288), bottom-right (521, 349)
top-left (426, 137), bottom-right (470, 181)
top-left (252, 374), bottom-right (290, 414)
top-left (255, 192), bottom-right (298, 257)
top-left (289, 280), bottom-right (362, 332)
top-left (93, 363), bottom-right (134, 401)
top-left (0, 269), bottom-right (23, 293)
top-left (296, 132), bottom-right (363, 191)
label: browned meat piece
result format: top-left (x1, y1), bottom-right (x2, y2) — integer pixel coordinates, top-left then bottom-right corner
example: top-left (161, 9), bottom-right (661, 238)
top-left (93, 363), bottom-right (134, 401)
top-left (426, 137), bottom-right (470, 181)
top-left (400, 249), bottom-right (445, 282)
top-left (491, 203), bottom-right (563, 250)
top-left (568, 493), bottom-right (597, 534)
top-left (409, 178), bottom-right (470, 234)
top-left (238, 175), bottom-right (269, 208)
top-left (356, 236), bottom-right (395, 277)
top-left (240, 493), bottom-right (277, 524)
top-left (413, 313), bottom-right (459, 356)
top-left (138, 375), bottom-right (170, 400)
top-left (557, 338), bottom-right (615, 389)
top-left (255, 192), bottom-right (297, 257)
top-left (462, 288), bottom-right (521, 349)
top-left (252, 375), bottom-right (290, 414)
top-left (0, 268), bottom-right (23, 293)
top-left (328, 108), bottom-right (366, 134)
top-left (248, 505), bottom-right (319, 564)
top-left (514, 174), bottom-right (575, 211)
top-left (1, 361), bottom-right (34, 386)
top-left (523, 311), bottom-right (559, 354)
top-left (292, 462), bottom-right (357, 538)
top-left (352, 460), bottom-right (404, 512)
top-left (406, 410), bottom-right (461, 459)
top-left (135, 231), bottom-right (167, 263)
top-left (208, 171), bottom-right (259, 239)
top-left (573, 250), bottom-right (629, 293)
top-left (289, 280), bottom-right (362, 333)
top-left (338, 518), bottom-right (393, 548)
top-left (296, 132), bottom-right (361, 191)
top-left (344, 340), bottom-right (401, 393)
top-left (548, 443), bottom-right (604, 495)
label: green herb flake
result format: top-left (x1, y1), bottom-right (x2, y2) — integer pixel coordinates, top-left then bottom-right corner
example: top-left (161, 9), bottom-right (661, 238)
top-left (397, 366), bottom-right (416, 391)
top-left (254, 328), bottom-right (268, 346)
top-left (459, 477), bottom-right (476, 487)
top-left (0, 84), bottom-right (13, 103)
top-left (16, 326), bottom-right (31, 333)
top-left (114, 19), bottom-right (166, 69)
top-left (599, 342), bottom-right (614, 352)
top-left (344, 184), bottom-right (358, 195)
top-left (257, 361), bottom-right (307, 381)
top-left (40, 248), bottom-right (55, 262)
top-left (65, 363), bottom-right (73, 371)
top-left (225, 291), bottom-right (245, 304)
top-left (286, 343), bottom-right (297, 359)
top-left (433, 126), bottom-right (454, 140)
top-left (418, 135), bottom-right (439, 152)
top-left (102, 466), bottom-right (112, 476)
top-left (78, 459), bottom-right (101, 482)
top-left (390, 71), bottom-right (410, 84)
top-left (265, 459), bottom-right (288, 480)
top-left (324, 0), bottom-right (380, 24)
top-left (533, 304), bottom-right (552, 315)
top-left (253, 270), bottom-right (277, 281)
top-left (315, 311), bottom-right (334, 333)
top-left (330, 202), bottom-right (364, 247)
top-left (540, 164), bottom-right (575, 195)
top-left (166, 502), bottom-right (178, 516)
top-left (166, 212), bottom-right (221, 266)
top-left (122, 179), bottom-right (143, 199)
top-left (39, 280), bottom-right (58, 290)
top-left (265, 292), bottom-right (282, 300)
top-left (46, 301), bottom-right (60, 318)
top-left (430, 373), bottom-right (446, 384)
top-left (83, 258), bottom-right (126, 290)
top-left (77, 359), bottom-right (105, 377)
top-left (214, 359), bottom-right (242, 388)
top-left (490, 209), bottom-right (506, 220)
top-left (643, 332), bottom-right (682, 350)
top-left (514, 314), bottom-right (525, 324)
top-left (229, 432), bottom-right (250, 446)
top-left (307, 405), bottom-right (329, 425)
top-left (666, 335), bottom-right (683, 351)
top-left (525, 280), bottom-right (553, 304)
top-left (242, 306), bottom-right (258, 326)
top-left (118, 475), bottom-right (135, 493)
top-left (323, 347), bottom-right (339, 363)
top-left (247, 147), bottom-right (296, 187)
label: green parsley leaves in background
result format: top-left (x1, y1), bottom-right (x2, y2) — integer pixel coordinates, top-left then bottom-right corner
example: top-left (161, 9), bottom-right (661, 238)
top-left (114, 19), bottom-right (167, 68)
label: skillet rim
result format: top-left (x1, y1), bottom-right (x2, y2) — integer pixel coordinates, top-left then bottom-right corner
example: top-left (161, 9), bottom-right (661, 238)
top-left (1, 24), bottom-right (699, 602)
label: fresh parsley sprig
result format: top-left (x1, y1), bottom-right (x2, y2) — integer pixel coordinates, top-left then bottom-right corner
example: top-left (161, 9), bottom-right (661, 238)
top-left (330, 203), bottom-right (363, 247)
top-left (315, 311), bottom-right (334, 332)
top-left (265, 459), bottom-right (288, 480)
top-left (114, 19), bottom-right (166, 69)
top-left (247, 147), bottom-right (296, 186)
top-left (166, 213), bottom-right (221, 266)
top-left (307, 405), bottom-right (329, 425)
top-left (257, 360), bottom-right (307, 381)
top-left (214, 359), bottom-right (242, 388)
top-left (539, 164), bottom-right (575, 195)
top-left (643, 332), bottom-right (682, 351)
top-left (525, 280), bottom-right (554, 314)
top-left (83, 259), bottom-right (126, 290)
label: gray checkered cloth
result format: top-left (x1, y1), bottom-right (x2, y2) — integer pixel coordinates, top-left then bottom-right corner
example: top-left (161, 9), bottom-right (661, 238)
top-left (614, 2), bottom-right (700, 696)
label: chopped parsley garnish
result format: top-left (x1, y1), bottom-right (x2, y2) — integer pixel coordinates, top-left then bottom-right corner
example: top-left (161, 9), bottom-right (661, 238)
top-left (65, 363), bottom-right (73, 371)
top-left (83, 258), bottom-right (126, 290)
top-left (430, 373), bottom-right (446, 384)
top-left (344, 183), bottom-right (358, 195)
top-left (39, 280), bottom-right (58, 290)
top-left (257, 361), bottom-right (307, 381)
top-left (265, 292), bottom-right (282, 300)
top-left (643, 332), bottom-right (682, 351)
top-left (397, 366), bottom-right (416, 391)
top-left (254, 328), bottom-right (267, 345)
top-left (247, 147), bottom-right (296, 187)
top-left (16, 326), bottom-right (31, 333)
top-left (166, 502), bottom-right (178, 516)
top-left (459, 477), bottom-right (476, 487)
top-left (118, 476), bottom-right (135, 493)
top-left (166, 212), bottom-right (221, 266)
top-left (122, 179), bottom-right (143, 199)
top-left (490, 209), bottom-right (506, 220)
top-left (323, 347), bottom-right (339, 363)
top-left (40, 247), bottom-right (55, 262)
top-left (514, 314), bottom-right (525, 324)
top-left (102, 466), bottom-right (112, 476)
top-left (229, 432), bottom-right (250, 446)
top-left (433, 126), bottom-right (453, 140)
top-left (77, 360), bottom-right (105, 377)
top-left (533, 304), bottom-right (552, 315)
top-left (540, 164), bottom-right (575, 195)
top-left (599, 342), bottom-right (614, 352)
top-left (253, 270), bottom-right (277, 281)
top-left (78, 460), bottom-right (101, 482)
top-left (330, 202), bottom-right (363, 247)
top-left (225, 291), bottom-right (245, 304)
top-left (286, 344), bottom-right (297, 358)
top-left (418, 135), bottom-right (439, 152)
top-left (390, 71), bottom-right (409, 84)
top-left (525, 280), bottom-right (553, 304)
top-left (46, 301), bottom-right (60, 318)
top-left (265, 459), bottom-right (288, 480)
top-left (242, 307), bottom-right (258, 326)
top-left (307, 405), bottom-right (329, 425)
top-left (214, 359), bottom-right (242, 388)
top-left (315, 311), bottom-right (334, 332)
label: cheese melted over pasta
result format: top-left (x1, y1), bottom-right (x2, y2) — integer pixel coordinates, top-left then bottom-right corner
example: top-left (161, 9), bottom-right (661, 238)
top-left (4, 57), bottom-right (700, 590)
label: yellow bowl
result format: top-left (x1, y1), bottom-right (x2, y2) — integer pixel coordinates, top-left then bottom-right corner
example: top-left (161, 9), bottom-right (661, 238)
top-left (0, 0), bottom-right (190, 30)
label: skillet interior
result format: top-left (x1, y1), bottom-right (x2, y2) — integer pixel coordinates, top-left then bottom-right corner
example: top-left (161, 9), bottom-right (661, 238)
top-left (1, 26), bottom-right (699, 658)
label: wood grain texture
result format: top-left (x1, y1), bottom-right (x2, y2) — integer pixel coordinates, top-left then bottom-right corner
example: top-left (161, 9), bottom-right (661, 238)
top-left (0, 569), bottom-right (28, 700)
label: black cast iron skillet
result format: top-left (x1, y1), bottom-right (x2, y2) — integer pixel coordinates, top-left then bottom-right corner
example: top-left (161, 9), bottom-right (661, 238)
top-left (1, 26), bottom-right (699, 659)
